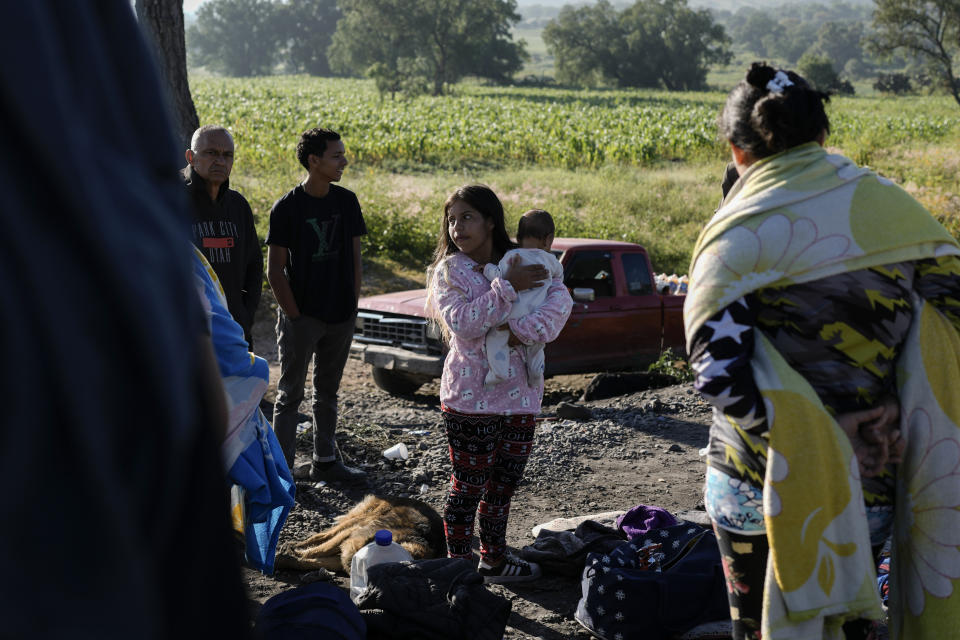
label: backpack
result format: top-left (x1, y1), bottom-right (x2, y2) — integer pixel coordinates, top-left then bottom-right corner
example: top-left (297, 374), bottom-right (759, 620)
top-left (574, 521), bottom-right (729, 640)
top-left (254, 582), bottom-right (365, 640)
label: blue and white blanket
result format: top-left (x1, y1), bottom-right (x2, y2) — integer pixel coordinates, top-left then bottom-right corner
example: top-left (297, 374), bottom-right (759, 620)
top-left (193, 247), bottom-right (294, 574)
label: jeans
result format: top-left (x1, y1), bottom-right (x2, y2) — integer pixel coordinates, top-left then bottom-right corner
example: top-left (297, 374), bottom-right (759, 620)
top-left (272, 311), bottom-right (355, 468)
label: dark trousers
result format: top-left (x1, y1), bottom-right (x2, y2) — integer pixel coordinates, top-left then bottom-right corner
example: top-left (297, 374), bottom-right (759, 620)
top-left (273, 311), bottom-right (355, 468)
top-left (441, 409), bottom-right (535, 565)
top-left (713, 526), bottom-right (879, 640)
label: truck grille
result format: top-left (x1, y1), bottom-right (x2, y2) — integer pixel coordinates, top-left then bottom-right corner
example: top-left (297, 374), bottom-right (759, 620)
top-left (354, 311), bottom-right (443, 355)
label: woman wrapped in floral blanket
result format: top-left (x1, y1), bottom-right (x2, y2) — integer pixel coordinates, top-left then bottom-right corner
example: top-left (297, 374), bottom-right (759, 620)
top-left (686, 62), bottom-right (960, 640)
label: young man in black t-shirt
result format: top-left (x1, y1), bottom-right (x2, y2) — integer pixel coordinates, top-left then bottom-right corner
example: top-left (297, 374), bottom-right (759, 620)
top-left (266, 128), bottom-right (367, 482)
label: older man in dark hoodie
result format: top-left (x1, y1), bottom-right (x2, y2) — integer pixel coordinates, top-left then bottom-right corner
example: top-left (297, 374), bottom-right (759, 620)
top-left (184, 125), bottom-right (263, 350)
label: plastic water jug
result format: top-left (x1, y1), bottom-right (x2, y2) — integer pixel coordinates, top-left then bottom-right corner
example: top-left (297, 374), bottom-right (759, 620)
top-left (349, 529), bottom-right (413, 603)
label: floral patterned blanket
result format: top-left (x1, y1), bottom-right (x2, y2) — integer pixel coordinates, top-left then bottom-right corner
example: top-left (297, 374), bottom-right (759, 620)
top-left (685, 143), bottom-right (960, 639)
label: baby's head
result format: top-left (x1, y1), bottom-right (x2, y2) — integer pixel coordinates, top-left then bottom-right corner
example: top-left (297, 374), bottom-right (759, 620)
top-left (516, 209), bottom-right (555, 251)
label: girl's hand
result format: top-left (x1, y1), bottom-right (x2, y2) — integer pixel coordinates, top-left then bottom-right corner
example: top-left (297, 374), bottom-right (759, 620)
top-left (504, 255), bottom-right (548, 291)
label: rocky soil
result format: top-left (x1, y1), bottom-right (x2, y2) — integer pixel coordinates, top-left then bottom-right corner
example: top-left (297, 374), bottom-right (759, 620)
top-left (244, 300), bottom-right (715, 639)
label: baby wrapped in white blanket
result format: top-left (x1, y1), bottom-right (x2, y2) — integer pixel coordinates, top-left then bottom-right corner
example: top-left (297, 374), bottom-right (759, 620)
top-left (482, 209), bottom-right (565, 387)
top-left (482, 247), bottom-right (563, 387)
top-left (483, 249), bottom-right (563, 386)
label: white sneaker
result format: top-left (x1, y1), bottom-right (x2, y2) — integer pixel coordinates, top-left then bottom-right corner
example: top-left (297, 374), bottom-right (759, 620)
top-left (477, 554), bottom-right (542, 583)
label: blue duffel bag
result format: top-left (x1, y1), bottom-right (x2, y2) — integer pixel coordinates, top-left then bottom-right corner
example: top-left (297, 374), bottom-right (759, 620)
top-left (255, 581), bottom-right (366, 640)
top-left (574, 521), bottom-right (730, 640)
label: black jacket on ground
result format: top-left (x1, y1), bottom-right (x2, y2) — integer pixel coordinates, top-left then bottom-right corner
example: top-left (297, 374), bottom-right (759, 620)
top-left (184, 166), bottom-right (263, 339)
top-left (357, 558), bottom-right (511, 640)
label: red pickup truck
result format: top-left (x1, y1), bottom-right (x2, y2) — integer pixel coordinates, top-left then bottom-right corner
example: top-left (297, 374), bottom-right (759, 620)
top-left (350, 238), bottom-right (686, 394)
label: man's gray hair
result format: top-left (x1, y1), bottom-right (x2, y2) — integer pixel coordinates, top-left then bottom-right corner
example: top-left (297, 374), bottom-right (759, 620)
top-left (190, 124), bottom-right (233, 152)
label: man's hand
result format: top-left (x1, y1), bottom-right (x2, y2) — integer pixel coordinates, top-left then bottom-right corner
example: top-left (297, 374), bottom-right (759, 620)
top-left (266, 245), bottom-right (301, 319)
top-left (861, 396), bottom-right (904, 465)
top-left (835, 397), bottom-right (902, 477)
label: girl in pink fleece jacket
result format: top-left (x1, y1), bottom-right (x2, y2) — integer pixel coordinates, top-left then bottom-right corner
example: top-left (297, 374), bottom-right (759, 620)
top-left (426, 184), bottom-right (572, 583)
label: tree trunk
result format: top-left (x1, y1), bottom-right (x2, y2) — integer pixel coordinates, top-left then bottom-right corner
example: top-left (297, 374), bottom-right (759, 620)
top-left (135, 0), bottom-right (199, 151)
top-left (945, 67), bottom-right (960, 110)
top-left (936, 38), bottom-right (960, 109)
top-left (433, 48), bottom-right (446, 96)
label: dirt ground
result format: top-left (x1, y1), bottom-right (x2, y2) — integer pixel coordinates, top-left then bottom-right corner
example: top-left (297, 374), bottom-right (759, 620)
top-left (243, 293), bottom-right (717, 639)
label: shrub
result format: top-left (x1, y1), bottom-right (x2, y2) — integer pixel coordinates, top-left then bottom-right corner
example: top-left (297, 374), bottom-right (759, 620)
top-left (874, 73), bottom-right (913, 95)
top-left (647, 350), bottom-right (694, 384)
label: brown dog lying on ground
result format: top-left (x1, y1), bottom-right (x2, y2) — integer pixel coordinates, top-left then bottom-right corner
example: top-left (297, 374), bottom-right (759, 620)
top-left (275, 494), bottom-right (447, 572)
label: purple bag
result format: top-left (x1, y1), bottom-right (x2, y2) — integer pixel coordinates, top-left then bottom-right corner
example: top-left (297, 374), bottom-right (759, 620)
top-left (615, 504), bottom-right (678, 540)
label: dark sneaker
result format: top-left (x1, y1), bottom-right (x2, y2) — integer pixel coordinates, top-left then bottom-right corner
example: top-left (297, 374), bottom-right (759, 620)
top-left (292, 462), bottom-right (316, 481)
top-left (477, 555), bottom-right (541, 583)
top-left (294, 460), bottom-right (367, 483)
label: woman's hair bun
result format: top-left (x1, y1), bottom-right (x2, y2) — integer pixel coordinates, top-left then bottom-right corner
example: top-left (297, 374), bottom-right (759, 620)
top-left (718, 61), bottom-right (830, 159)
top-left (745, 63), bottom-right (777, 91)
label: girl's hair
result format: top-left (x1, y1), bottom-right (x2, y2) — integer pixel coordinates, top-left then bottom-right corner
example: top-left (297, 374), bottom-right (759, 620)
top-left (719, 62), bottom-right (830, 159)
top-left (428, 184), bottom-right (514, 272)
top-left (425, 184), bottom-right (516, 333)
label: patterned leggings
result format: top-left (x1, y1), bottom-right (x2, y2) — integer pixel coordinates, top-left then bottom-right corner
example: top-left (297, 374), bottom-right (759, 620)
top-left (441, 408), bottom-right (535, 564)
top-left (714, 527), bottom-right (880, 640)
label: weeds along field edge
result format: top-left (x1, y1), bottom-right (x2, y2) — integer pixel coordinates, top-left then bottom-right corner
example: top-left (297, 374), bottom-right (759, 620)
top-left (192, 76), bottom-right (960, 277)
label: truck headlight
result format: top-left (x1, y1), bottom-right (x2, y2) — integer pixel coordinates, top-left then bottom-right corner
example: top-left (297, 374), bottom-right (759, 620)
top-left (425, 321), bottom-right (441, 340)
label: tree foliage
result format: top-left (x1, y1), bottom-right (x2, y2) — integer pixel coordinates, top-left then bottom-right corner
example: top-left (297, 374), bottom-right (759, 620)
top-left (807, 21), bottom-right (864, 72)
top-left (275, 0), bottom-right (340, 76)
top-left (542, 0), bottom-right (730, 90)
top-left (869, 0), bottom-right (960, 107)
top-left (187, 0), bottom-right (281, 76)
top-left (714, 3), bottom-right (876, 73)
top-left (798, 52), bottom-right (854, 94)
top-left (540, 1), bottom-right (620, 88)
top-left (328, 0), bottom-right (429, 97)
top-left (187, 0), bottom-right (341, 77)
top-left (329, 0), bottom-right (526, 97)
top-left (768, 18), bottom-right (819, 64)
top-left (729, 9), bottom-right (785, 59)
top-left (874, 72), bottom-right (914, 94)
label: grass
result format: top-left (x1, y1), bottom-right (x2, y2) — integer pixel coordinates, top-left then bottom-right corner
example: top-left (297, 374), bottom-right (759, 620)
top-left (233, 163), bottom-right (723, 277)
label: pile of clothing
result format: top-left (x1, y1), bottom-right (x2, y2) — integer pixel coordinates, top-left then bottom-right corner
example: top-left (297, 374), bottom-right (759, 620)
top-left (523, 505), bottom-right (729, 640)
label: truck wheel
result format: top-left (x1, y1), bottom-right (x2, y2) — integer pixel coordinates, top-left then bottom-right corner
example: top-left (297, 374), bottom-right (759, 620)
top-left (371, 367), bottom-right (424, 395)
